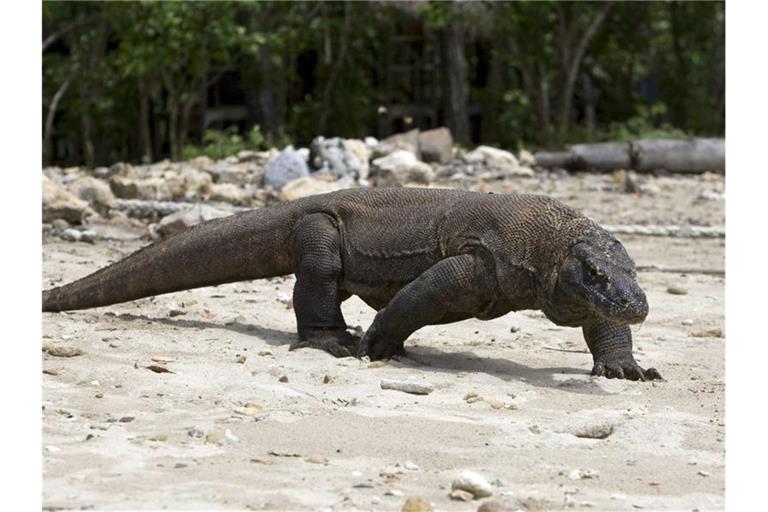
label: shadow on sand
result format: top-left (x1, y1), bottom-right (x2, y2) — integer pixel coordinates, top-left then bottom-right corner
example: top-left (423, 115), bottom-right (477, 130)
top-left (114, 313), bottom-right (610, 396)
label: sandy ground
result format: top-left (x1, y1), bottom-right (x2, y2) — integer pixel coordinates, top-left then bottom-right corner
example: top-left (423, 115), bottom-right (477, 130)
top-left (42, 173), bottom-right (725, 511)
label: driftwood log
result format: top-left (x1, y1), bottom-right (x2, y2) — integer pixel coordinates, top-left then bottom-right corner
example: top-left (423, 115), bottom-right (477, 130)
top-left (534, 138), bottom-right (724, 173)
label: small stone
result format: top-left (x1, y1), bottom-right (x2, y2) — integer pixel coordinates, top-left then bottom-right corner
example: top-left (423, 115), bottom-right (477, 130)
top-left (466, 396), bottom-right (483, 404)
top-left (368, 361), bottom-right (387, 369)
top-left (149, 434), bottom-right (168, 442)
top-left (235, 355), bottom-right (247, 364)
top-left (119, 416), bottom-right (134, 423)
top-left (167, 304), bottom-right (186, 317)
top-left (681, 319), bottom-right (694, 326)
top-left (60, 228), bottom-right (83, 242)
top-left (698, 470), bottom-right (711, 477)
top-left (188, 428), bottom-right (205, 439)
top-left (43, 345), bottom-right (83, 358)
top-left (666, 286), bottom-right (688, 295)
top-left (385, 489), bottom-right (404, 497)
top-left (371, 497), bottom-right (381, 504)
top-left (306, 455), bottom-right (328, 465)
top-left (451, 470), bottom-right (493, 498)
top-left (234, 403), bottom-right (263, 416)
top-left (477, 501), bottom-right (508, 512)
top-left (691, 328), bottom-right (723, 338)
top-left (205, 431), bottom-right (224, 444)
top-left (323, 374), bottom-right (333, 384)
top-left (404, 460), bottom-right (419, 471)
top-left (278, 375), bottom-right (289, 383)
top-left (569, 468), bottom-right (600, 480)
top-left (380, 379), bottom-right (434, 395)
top-left (488, 399), bottom-right (504, 410)
top-left (509, 326), bottom-right (520, 333)
top-left (95, 392), bottom-right (103, 399)
top-left (151, 355), bottom-right (176, 364)
top-left (258, 349), bottom-right (273, 357)
top-left (224, 429), bottom-right (239, 444)
top-left (45, 445), bottom-right (61, 453)
top-left (401, 497), bottom-right (434, 512)
top-left (574, 423), bottom-right (615, 440)
top-left (174, 463), bottom-right (187, 469)
top-left (449, 489), bottom-right (474, 501)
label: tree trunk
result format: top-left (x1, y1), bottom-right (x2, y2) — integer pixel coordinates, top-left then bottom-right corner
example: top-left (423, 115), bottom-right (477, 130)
top-left (556, 1), bottom-right (613, 139)
top-left (168, 99), bottom-right (179, 161)
top-left (78, 81), bottom-right (95, 168)
top-left (318, 2), bottom-right (351, 135)
top-left (442, 20), bottom-right (470, 145)
top-left (138, 77), bottom-right (153, 163)
top-left (43, 74), bottom-right (72, 165)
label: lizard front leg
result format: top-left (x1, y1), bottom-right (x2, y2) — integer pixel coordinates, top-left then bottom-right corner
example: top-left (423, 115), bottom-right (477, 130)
top-left (582, 318), bottom-right (663, 381)
top-left (357, 254), bottom-right (479, 360)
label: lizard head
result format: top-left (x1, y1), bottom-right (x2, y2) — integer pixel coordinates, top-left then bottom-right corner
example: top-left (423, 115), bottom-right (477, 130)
top-left (554, 236), bottom-right (648, 325)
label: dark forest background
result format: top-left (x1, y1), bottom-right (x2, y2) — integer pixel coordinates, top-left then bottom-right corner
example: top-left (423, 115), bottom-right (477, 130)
top-left (42, 1), bottom-right (724, 167)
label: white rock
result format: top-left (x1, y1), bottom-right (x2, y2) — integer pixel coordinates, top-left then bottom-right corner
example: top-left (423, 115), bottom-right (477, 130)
top-left (404, 460), bottom-right (419, 471)
top-left (371, 150), bottom-right (434, 187)
top-left (60, 228), bottom-right (82, 242)
top-left (380, 378), bottom-right (434, 395)
top-left (463, 146), bottom-right (533, 176)
top-left (224, 429), bottom-right (240, 444)
top-left (42, 176), bottom-right (93, 223)
top-left (451, 470), bottom-right (493, 498)
top-left (279, 176), bottom-right (350, 202)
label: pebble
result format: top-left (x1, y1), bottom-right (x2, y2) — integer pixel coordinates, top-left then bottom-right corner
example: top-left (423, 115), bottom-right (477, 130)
top-left (149, 434), bottom-right (168, 442)
top-left (401, 497), bottom-right (433, 512)
top-left (60, 228), bottom-right (82, 242)
top-left (477, 501), bottom-right (509, 512)
top-left (43, 345), bottom-right (83, 358)
top-left (574, 423), bottom-right (615, 440)
top-left (258, 349), bottom-right (273, 357)
top-left (509, 326), bottom-right (520, 333)
top-left (371, 497), bottom-right (381, 504)
top-left (569, 468), bottom-right (600, 480)
top-left (323, 374), bottom-right (333, 384)
top-left (403, 460), bottom-right (419, 471)
top-left (380, 379), bottom-right (434, 395)
top-left (188, 428), bottom-right (205, 439)
top-left (234, 403), bottom-right (263, 416)
top-left (666, 286), bottom-right (688, 295)
top-left (79, 230), bottom-right (96, 243)
top-left (224, 429), bottom-right (239, 444)
top-left (487, 399), bottom-right (504, 410)
top-left (698, 470), bottom-right (711, 477)
top-left (449, 489), bottom-right (474, 501)
top-left (691, 328), bottom-right (723, 338)
top-left (278, 375), bottom-right (289, 383)
top-left (235, 355), bottom-right (247, 364)
top-left (306, 455), bottom-right (328, 465)
top-left (681, 319), bottom-right (694, 326)
top-left (45, 445), bottom-right (61, 453)
top-left (151, 355), bottom-right (176, 363)
top-left (385, 489), bottom-right (404, 497)
top-left (167, 304), bottom-right (186, 317)
top-left (451, 470), bottom-right (493, 498)
top-left (368, 361), bottom-right (387, 369)
top-left (95, 392), bottom-right (103, 399)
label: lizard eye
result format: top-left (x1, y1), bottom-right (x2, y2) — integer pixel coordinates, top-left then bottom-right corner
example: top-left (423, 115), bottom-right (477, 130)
top-left (585, 261), bottom-right (604, 279)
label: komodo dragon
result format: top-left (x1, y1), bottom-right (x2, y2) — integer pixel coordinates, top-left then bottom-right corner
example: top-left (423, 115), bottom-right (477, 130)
top-left (43, 188), bottom-right (662, 381)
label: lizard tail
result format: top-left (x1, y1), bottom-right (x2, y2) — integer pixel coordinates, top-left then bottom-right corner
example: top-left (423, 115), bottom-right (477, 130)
top-left (42, 203), bottom-right (301, 312)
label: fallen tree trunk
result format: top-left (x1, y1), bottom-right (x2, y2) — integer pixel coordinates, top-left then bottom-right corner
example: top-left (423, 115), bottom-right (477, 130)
top-left (533, 138), bottom-right (725, 173)
top-left (604, 224), bottom-right (725, 238)
top-left (633, 138), bottom-right (725, 173)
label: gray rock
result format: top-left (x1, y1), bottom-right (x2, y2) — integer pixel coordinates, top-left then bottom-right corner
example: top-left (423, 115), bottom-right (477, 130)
top-left (370, 150), bottom-right (434, 187)
top-left (67, 176), bottom-right (116, 215)
top-left (109, 176), bottom-right (172, 201)
top-left (372, 129), bottom-right (421, 159)
top-left (264, 147), bottom-right (311, 190)
top-left (418, 127), bottom-right (453, 164)
top-left (463, 146), bottom-right (533, 176)
top-left (156, 204), bottom-right (231, 237)
top-left (311, 137), bottom-right (370, 182)
top-left (42, 176), bottom-right (93, 224)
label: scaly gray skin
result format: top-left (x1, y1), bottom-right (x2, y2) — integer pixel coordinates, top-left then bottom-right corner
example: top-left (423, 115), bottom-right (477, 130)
top-left (42, 188), bottom-right (662, 381)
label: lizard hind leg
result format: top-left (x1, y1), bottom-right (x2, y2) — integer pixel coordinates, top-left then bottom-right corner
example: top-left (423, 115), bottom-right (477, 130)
top-left (289, 214), bottom-right (359, 358)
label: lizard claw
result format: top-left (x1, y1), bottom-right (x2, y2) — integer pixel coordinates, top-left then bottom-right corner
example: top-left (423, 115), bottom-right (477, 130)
top-left (591, 358), bottom-right (663, 381)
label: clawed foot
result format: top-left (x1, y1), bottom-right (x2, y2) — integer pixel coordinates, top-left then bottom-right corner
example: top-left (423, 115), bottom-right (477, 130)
top-left (290, 328), bottom-right (360, 358)
top-left (356, 325), bottom-right (406, 361)
top-left (591, 357), bottom-right (663, 381)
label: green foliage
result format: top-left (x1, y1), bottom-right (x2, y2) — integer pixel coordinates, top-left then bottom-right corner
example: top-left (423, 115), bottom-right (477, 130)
top-left (43, 1), bottom-right (724, 166)
top-left (181, 126), bottom-right (267, 161)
